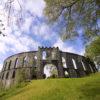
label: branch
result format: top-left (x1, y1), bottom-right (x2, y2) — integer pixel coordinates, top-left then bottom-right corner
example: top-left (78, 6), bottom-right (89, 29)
top-left (66, 0), bottom-right (80, 8)
top-left (7, 1), bottom-right (12, 26)
top-left (79, 0), bottom-right (85, 15)
top-left (53, 0), bottom-right (80, 19)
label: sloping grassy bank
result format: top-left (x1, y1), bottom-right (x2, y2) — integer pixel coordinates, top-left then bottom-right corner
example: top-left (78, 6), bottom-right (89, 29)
top-left (0, 73), bottom-right (100, 100)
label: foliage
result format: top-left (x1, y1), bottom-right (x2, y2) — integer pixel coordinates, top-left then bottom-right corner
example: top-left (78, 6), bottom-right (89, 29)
top-left (0, 72), bottom-right (100, 100)
top-left (44, 0), bottom-right (100, 41)
top-left (15, 68), bottom-right (29, 84)
top-left (0, 80), bottom-right (4, 91)
top-left (85, 36), bottom-right (100, 69)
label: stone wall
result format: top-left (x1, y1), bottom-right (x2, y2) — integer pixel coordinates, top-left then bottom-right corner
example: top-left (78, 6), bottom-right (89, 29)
top-left (0, 47), bottom-right (97, 88)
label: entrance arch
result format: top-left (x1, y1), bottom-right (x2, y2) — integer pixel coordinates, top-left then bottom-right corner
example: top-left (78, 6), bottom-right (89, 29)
top-left (43, 64), bottom-right (58, 79)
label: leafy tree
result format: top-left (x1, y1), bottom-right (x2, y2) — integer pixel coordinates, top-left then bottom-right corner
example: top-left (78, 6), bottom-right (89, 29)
top-left (85, 36), bottom-right (100, 70)
top-left (44, 0), bottom-right (100, 41)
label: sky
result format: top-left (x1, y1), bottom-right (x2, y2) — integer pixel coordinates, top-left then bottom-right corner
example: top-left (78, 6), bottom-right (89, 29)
top-left (0, 0), bottom-right (85, 71)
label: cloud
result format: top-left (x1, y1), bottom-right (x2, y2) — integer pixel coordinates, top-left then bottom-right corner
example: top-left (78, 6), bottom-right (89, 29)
top-left (53, 38), bottom-right (85, 55)
top-left (0, 0), bottom-right (45, 70)
top-left (32, 22), bottom-right (55, 40)
top-left (80, 49), bottom-right (85, 55)
top-left (23, 0), bottom-right (45, 17)
top-left (0, 0), bottom-right (85, 72)
top-left (0, 33), bottom-right (41, 53)
top-left (0, 29), bottom-right (41, 71)
top-left (53, 38), bottom-right (76, 53)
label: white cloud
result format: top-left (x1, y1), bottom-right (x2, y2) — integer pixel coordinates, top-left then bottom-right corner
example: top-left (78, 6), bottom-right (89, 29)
top-left (0, 0), bottom-right (43, 71)
top-left (80, 49), bottom-right (85, 55)
top-left (53, 38), bottom-right (85, 55)
top-left (0, 0), bottom-right (43, 54)
top-left (0, 0), bottom-right (85, 72)
top-left (32, 23), bottom-right (56, 40)
top-left (20, 17), bottom-right (33, 33)
top-left (0, 33), bottom-right (41, 54)
top-left (54, 38), bottom-right (76, 53)
top-left (24, 0), bottom-right (45, 17)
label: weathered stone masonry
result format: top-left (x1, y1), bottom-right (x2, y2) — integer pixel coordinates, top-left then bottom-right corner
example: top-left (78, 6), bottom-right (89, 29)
top-left (0, 47), bottom-right (97, 88)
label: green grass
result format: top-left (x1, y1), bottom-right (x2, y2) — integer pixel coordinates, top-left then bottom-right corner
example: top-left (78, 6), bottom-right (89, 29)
top-left (0, 73), bottom-right (100, 100)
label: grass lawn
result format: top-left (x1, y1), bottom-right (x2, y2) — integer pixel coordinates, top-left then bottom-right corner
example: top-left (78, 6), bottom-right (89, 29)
top-left (0, 72), bottom-right (100, 100)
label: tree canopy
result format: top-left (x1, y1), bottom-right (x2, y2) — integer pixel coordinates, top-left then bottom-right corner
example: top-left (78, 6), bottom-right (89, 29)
top-left (85, 36), bottom-right (100, 69)
top-left (44, 0), bottom-right (100, 41)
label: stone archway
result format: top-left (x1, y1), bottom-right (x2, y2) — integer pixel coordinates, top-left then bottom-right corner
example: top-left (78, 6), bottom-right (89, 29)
top-left (43, 64), bottom-right (58, 79)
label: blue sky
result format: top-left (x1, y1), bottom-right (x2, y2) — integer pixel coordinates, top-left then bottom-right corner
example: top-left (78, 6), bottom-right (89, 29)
top-left (0, 0), bottom-right (85, 70)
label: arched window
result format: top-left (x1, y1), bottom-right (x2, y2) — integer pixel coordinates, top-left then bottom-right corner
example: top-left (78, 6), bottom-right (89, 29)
top-left (6, 72), bottom-right (9, 79)
top-left (14, 58), bottom-right (18, 68)
top-left (62, 57), bottom-right (67, 68)
top-left (89, 64), bottom-right (94, 72)
top-left (52, 52), bottom-right (55, 59)
top-left (8, 60), bottom-right (11, 70)
top-left (81, 60), bottom-right (86, 71)
top-left (12, 71), bottom-right (16, 78)
top-left (2, 73), bottom-right (4, 79)
top-left (34, 56), bottom-right (37, 60)
top-left (42, 51), bottom-right (46, 60)
top-left (72, 58), bottom-right (77, 69)
top-left (65, 71), bottom-right (69, 77)
top-left (4, 62), bottom-right (7, 71)
top-left (24, 56), bottom-right (28, 62)
top-left (23, 56), bottom-right (29, 66)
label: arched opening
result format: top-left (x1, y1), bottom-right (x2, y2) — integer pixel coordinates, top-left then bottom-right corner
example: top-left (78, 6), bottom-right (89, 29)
top-left (14, 58), bottom-right (18, 68)
top-left (2, 73), bottom-right (4, 79)
top-left (12, 71), bottom-right (16, 78)
top-left (89, 64), bottom-right (94, 72)
top-left (62, 57), bottom-right (67, 68)
top-left (65, 71), bottom-right (69, 78)
top-left (6, 72), bottom-right (9, 79)
top-left (23, 56), bottom-right (29, 67)
top-left (32, 75), bottom-right (37, 79)
top-left (4, 62), bottom-right (7, 71)
top-left (8, 60), bottom-right (11, 70)
top-left (43, 64), bottom-right (58, 79)
top-left (72, 58), bottom-right (77, 69)
top-left (52, 52), bottom-right (55, 59)
top-left (34, 56), bottom-right (37, 60)
top-left (42, 51), bottom-right (47, 60)
top-left (81, 60), bottom-right (86, 71)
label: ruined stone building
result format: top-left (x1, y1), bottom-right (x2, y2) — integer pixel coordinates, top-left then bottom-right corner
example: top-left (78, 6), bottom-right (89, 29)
top-left (0, 47), bottom-right (97, 88)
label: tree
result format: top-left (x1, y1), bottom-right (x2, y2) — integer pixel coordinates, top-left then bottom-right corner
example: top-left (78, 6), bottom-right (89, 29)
top-left (0, 0), bottom-right (22, 37)
top-left (44, 0), bottom-right (100, 41)
top-left (85, 36), bottom-right (100, 70)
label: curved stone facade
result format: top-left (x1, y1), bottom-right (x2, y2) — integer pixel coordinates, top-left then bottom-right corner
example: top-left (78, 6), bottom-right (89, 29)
top-left (0, 47), bottom-right (97, 88)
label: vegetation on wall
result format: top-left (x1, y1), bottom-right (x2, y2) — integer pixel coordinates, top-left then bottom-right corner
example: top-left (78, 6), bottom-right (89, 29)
top-left (15, 68), bottom-right (29, 84)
